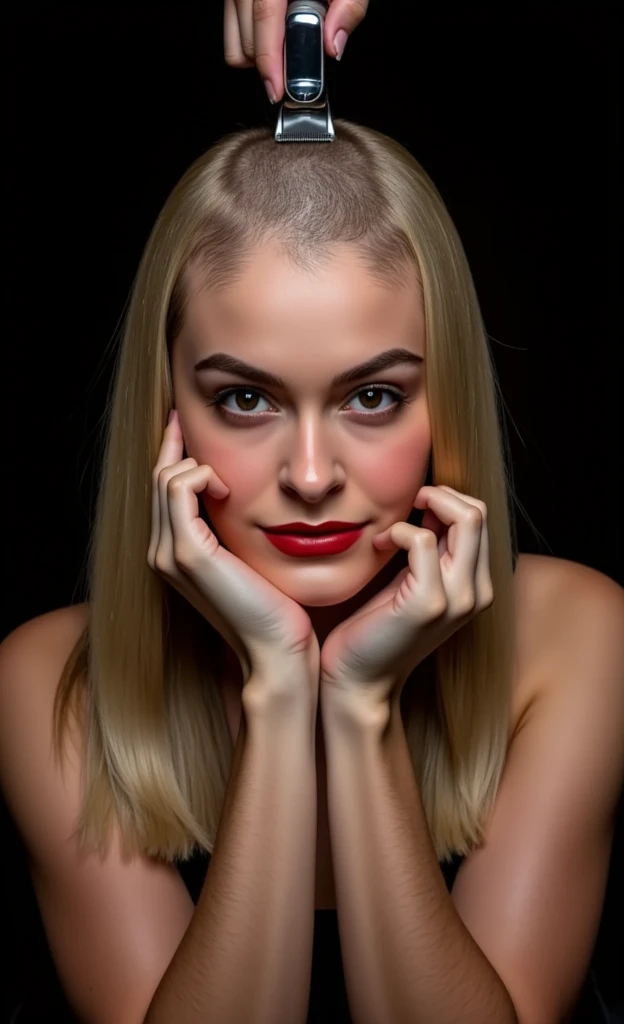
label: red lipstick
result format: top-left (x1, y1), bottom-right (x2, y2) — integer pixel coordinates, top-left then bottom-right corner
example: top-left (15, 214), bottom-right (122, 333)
top-left (264, 521), bottom-right (365, 534)
top-left (261, 521), bottom-right (368, 557)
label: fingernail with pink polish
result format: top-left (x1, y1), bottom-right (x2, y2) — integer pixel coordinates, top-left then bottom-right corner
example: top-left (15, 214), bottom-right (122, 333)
top-left (333, 29), bottom-right (348, 61)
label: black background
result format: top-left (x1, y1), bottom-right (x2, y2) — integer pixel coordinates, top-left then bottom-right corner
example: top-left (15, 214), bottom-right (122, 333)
top-left (3, 3), bottom-right (622, 1022)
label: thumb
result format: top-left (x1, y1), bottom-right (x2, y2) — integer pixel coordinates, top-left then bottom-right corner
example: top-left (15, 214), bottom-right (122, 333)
top-left (324, 0), bottom-right (369, 59)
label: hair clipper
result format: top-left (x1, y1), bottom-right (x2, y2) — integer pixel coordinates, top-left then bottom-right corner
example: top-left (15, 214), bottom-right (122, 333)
top-left (274, 0), bottom-right (335, 142)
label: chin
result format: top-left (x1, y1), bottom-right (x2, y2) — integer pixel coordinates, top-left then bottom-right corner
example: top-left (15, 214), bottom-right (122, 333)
top-left (276, 580), bottom-right (368, 608)
top-left (272, 564), bottom-right (389, 610)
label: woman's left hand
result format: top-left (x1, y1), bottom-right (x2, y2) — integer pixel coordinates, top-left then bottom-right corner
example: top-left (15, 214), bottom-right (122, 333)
top-left (319, 486), bottom-right (495, 711)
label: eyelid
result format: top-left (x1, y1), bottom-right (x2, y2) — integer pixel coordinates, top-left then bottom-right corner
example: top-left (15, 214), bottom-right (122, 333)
top-left (207, 382), bottom-right (412, 421)
top-left (212, 381), bottom-right (403, 404)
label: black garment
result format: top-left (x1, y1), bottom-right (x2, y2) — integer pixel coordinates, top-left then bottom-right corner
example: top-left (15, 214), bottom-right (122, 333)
top-left (176, 848), bottom-right (465, 1024)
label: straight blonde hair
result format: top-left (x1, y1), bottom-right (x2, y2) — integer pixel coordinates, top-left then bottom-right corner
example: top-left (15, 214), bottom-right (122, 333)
top-left (53, 120), bottom-right (518, 866)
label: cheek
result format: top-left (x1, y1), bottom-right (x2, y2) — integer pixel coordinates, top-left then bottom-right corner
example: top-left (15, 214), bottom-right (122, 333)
top-left (362, 432), bottom-right (431, 510)
top-left (195, 444), bottom-right (259, 491)
top-left (184, 414), bottom-right (431, 522)
top-left (185, 435), bottom-right (263, 527)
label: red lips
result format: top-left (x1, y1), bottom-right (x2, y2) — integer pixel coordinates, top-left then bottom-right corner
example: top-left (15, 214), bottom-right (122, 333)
top-left (262, 526), bottom-right (366, 557)
top-left (264, 521), bottom-right (365, 535)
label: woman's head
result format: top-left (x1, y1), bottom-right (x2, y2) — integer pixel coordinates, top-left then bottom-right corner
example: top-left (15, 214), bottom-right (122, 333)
top-left (60, 120), bottom-right (515, 862)
top-left (123, 119), bottom-right (506, 610)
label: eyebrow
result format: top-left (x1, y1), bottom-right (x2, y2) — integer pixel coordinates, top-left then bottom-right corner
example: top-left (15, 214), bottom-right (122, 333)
top-left (194, 347), bottom-right (423, 389)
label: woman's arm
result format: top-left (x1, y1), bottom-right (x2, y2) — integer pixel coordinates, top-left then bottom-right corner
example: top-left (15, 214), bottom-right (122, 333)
top-left (146, 683), bottom-right (318, 1024)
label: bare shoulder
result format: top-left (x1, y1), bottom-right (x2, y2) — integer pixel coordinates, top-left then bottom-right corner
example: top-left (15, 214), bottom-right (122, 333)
top-left (448, 557), bottom-right (624, 1021)
top-left (0, 603), bottom-right (91, 754)
top-left (0, 604), bottom-right (196, 1024)
top-left (1, 602), bottom-right (90, 665)
top-left (511, 552), bottom-right (624, 735)
top-left (514, 550), bottom-right (623, 605)
top-left (514, 552), bottom-right (624, 679)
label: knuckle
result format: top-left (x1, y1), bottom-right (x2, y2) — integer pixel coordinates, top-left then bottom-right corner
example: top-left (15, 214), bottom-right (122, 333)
top-left (342, 0), bottom-right (368, 22)
top-left (427, 593), bottom-right (447, 619)
top-left (173, 541), bottom-right (196, 571)
top-left (167, 474), bottom-right (185, 497)
top-left (252, 0), bottom-right (277, 22)
top-left (226, 49), bottom-right (253, 65)
top-left (464, 506), bottom-right (482, 527)
top-left (455, 590), bottom-right (476, 616)
top-left (417, 529), bottom-right (438, 550)
top-left (154, 551), bottom-right (171, 576)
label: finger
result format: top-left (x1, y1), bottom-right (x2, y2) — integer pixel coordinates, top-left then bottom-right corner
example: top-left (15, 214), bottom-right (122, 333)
top-left (371, 526), bottom-right (445, 672)
top-left (377, 522), bottom-right (445, 611)
top-left (153, 410), bottom-right (184, 476)
top-left (436, 487), bottom-right (492, 605)
top-left (324, 0), bottom-right (369, 59)
top-left (339, 566), bottom-right (412, 631)
top-left (224, 0), bottom-right (255, 66)
top-left (252, 0), bottom-right (289, 103)
top-left (148, 412), bottom-right (184, 568)
top-left (156, 458), bottom-right (199, 572)
top-left (167, 465), bottom-right (230, 569)
top-left (419, 487), bottom-right (483, 610)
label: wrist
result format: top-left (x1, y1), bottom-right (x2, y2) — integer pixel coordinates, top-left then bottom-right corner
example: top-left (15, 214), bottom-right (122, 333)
top-left (242, 673), bottom-right (317, 725)
top-left (320, 680), bottom-right (392, 734)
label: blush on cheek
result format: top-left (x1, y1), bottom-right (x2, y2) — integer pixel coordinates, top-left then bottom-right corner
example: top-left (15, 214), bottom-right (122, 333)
top-left (365, 436), bottom-right (431, 511)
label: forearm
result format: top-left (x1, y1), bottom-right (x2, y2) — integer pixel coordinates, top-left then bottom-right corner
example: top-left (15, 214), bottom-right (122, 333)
top-left (321, 692), bottom-right (518, 1024)
top-left (145, 687), bottom-right (318, 1024)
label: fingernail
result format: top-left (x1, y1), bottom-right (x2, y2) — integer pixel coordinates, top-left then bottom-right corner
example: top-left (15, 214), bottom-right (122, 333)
top-left (264, 79), bottom-right (277, 104)
top-left (168, 409), bottom-right (176, 425)
top-left (333, 29), bottom-right (348, 61)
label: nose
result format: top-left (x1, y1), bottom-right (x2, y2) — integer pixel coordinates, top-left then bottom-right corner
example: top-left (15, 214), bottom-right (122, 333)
top-left (278, 412), bottom-right (345, 504)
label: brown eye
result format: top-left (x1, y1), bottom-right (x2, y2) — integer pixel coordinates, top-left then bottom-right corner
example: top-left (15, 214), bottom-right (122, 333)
top-left (206, 387), bottom-right (273, 416)
top-left (205, 384), bottom-right (411, 424)
top-left (355, 388), bottom-right (385, 410)
top-left (231, 390), bottom-right (264, 412)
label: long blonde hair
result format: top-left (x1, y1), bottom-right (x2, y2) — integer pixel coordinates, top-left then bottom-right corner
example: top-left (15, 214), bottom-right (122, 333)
top-left (53, 120), bottom-right (517, 865)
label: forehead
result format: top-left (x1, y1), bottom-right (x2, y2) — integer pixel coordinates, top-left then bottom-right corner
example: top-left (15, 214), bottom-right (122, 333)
top-left (179, 242), bottom-right (425, 363)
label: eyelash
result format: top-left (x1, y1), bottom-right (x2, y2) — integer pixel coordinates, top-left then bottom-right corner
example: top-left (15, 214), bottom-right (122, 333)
top-left (205, 384), bottom-right (413, 424)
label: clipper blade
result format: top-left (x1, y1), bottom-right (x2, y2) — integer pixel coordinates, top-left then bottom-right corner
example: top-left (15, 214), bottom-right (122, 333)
top-left (276, 133), bottom-right (335, 142)
top-left (274, 102), bottom-right (335, 143)
top-left (274, 0), bottom-right (335, 143)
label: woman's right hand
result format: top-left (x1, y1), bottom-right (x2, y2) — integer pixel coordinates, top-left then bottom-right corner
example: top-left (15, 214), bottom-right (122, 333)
top-left (148, 410), bottom-right (320, 708)
top-left (224, 0), bottom-right (369, 105)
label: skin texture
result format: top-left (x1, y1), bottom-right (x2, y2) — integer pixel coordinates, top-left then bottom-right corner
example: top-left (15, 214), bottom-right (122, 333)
top-left (170, 242), bottom-right (431, 654)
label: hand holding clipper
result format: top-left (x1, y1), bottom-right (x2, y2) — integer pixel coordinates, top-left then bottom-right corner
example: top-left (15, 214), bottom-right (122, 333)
top-left (223, 0), bottom-right (369, 113)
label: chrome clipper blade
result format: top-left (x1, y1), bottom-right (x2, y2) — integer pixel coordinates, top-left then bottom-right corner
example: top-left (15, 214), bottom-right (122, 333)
top-left (274, 0), bottom-right (335, 142)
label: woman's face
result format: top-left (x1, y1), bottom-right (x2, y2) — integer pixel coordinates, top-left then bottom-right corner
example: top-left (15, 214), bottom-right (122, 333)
top-left (171, 242), bottom-right (430, 611)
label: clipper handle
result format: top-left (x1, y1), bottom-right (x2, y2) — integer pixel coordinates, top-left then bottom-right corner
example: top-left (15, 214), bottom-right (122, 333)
top-left (274, 0), bottom-right (335, 142)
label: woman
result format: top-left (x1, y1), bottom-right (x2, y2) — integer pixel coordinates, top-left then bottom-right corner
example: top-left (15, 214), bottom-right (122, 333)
top-left (1, 6), bottom-right (622, 1024)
